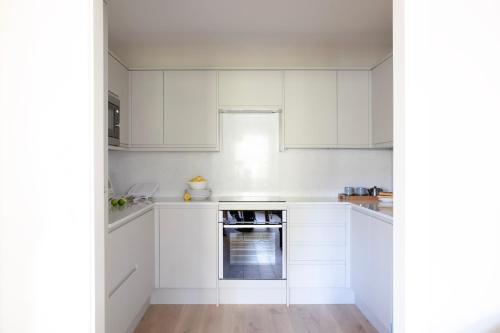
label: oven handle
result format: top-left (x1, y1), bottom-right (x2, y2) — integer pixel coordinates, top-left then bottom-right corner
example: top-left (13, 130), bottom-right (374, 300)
top-left (222, 224), bottom-right (283, 229)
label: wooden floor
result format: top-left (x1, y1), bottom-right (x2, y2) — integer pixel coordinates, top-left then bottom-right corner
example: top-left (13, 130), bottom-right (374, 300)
top-left (134, 304), bottom-right (378, 333)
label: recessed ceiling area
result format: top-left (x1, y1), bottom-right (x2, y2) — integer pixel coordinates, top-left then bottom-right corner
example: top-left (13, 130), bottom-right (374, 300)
top-left (108, 0), bottom-right (392, 69)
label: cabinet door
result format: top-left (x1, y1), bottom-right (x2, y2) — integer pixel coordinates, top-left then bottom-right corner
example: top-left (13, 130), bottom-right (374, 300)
top-left (164, 71), bottom-right (217, 147)
top-left (218, 71), bottom-right (283, 108)
top-left (284, 71), bottom-right (338, 147)
top-left (337, 71), bottom-right (370, 146)
top-left (369, 216), bottom-right (393, 332)
top-left (107, 210), bottom-right (154, 333)
top-left (351, 210), bottom-right (393, 333)
top-left (159, 208), bottom-right (217, 289)
top-left (108, 55), bottom-right (130, 146)
top-left (371, 57), bottom-right (393, 146)
top-left (131, 71), bottom-right (163, 145)
top-left (350, 210), bottom-right (371, 302)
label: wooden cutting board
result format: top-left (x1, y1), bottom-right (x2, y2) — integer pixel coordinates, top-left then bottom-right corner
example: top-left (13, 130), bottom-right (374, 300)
top-left (339, 195), bottom-right (379, 203)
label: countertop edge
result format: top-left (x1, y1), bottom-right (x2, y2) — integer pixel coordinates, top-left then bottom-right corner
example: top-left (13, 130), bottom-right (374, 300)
top-left (108, 203), bottom-right (154, 232)
top-left (350, 204), bottom-right (393, 224)
top-left (108, 198), bottom-right (393, 231)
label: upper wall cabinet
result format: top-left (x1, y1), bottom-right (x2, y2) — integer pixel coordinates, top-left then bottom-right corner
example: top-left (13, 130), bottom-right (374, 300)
top-left (108, 55), bottom-right (130, 146)
top-left (131, 71), bottom-right (164, 146)
top-left (371, 57), bottom-right (393, 147)
top-left (337, 71), bottom-right (370, 147)
top-left (164, 71), bottom-right (218, 147)
top-left (218, 71), bottom-right (283, 110)
top-left (130, 70), bottom-right (219, 150)
top-left (284, 71), bottom-right (338, 148)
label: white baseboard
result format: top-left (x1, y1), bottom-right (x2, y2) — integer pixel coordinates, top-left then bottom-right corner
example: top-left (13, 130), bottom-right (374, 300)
top-left (218, 280), bottom-right (287, 304)
top-left (289, 287), bottom-right (355, 304)
top-left (151, 288), bottom-right (217, 304)
top-left (150, 285), bottom-right (355, 305)
top-left (126, 297), bottom-right (150, 333)
top-left (356, 296), bottom-right (390, 333)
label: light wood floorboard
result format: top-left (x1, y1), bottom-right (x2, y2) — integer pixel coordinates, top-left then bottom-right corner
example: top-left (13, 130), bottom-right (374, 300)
top-left (134, 304), bottom-right (378, 333)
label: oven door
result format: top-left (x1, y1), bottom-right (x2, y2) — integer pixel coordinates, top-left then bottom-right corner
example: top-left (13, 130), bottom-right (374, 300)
top-left (219, 223), bottom-right (286, 280)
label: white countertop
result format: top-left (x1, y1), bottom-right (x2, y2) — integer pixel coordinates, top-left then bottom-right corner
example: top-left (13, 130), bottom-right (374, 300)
top-left (351, 202), bottom-right (393, 224)
top-left (108, 196), bottom-right (392, 232)
top-left (108, 200), bottom-right (154, 231)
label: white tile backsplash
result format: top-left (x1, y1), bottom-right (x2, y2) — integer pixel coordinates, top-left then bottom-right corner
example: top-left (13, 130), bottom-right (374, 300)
top-left (109, 113), bottom-right (392, 197)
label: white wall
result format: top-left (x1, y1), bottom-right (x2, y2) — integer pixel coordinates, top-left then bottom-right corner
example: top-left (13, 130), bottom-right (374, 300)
top-left (0, 1), bottom-right (104, 333)
top-left (395, 0), bottom-right (500, 332)
top-left (109, 113), bottom-right (392, 197)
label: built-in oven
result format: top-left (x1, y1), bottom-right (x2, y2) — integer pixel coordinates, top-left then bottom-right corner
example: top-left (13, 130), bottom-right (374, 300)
top-left (218, 209), bottom-right (287, 280)
top-left (108, 92), bottom-right (120, 146)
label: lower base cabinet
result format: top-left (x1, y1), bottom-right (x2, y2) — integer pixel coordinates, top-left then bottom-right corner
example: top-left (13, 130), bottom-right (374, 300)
top-left (107, 209), bottom-right (155, 333)
top-left (154, 206), bottom-right (218, 303)
top-left (287, 204), bottom-right (353, 304)
top-left (351, 209), bottom-right (393, 333)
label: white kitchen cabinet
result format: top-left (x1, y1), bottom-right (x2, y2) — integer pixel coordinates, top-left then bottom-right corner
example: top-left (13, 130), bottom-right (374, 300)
top-left (351, 209), bottom-right (393, 333)
top-left (284, 71), bottom-right (338, 148)
top-left (108, 54), bottom-right (130, 146)
top-left (371, 56), bottom-right (393, 147)
top-left (130, 71), bottom-right (164, 145)
top-left (218, 70), bottom-right (283, 109)
top-left (288, 204), bottom-right (352, 303)
top-left (337, 71), bottom-right (370, 147)
top-left (158, 207), bottom-right (217, 289)
top-left (164, 71), bottom-right (218, 147)
top-left (107, 209), bottom-right (154, 333)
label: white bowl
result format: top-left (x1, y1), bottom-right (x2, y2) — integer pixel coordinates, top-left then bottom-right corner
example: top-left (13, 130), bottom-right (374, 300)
top-left (187, 181), bottom-right (208, 190)
top-left (189, 189), bottom-right (211, 196)
top-left (190, 195), bottom-right (211, 201)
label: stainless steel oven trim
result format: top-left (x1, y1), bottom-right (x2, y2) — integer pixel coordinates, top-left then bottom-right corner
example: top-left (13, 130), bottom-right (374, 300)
top-left (223, 224), bottom-right (282, 229)
top-left (282, 222), bottom-right (287, 279)
top-left (218, 209), bottom-right (288, 280)
top-left (218, 223), bottom-right (223, 279)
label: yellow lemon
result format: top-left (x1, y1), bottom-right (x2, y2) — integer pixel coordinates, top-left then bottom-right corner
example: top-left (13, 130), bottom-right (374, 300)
top-left (183, 191), bottom-right (191, 201)
top-left (190, 176), bottom-right (206, 182)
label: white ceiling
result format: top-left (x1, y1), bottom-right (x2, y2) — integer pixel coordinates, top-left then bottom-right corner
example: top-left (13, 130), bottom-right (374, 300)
top-left (108, 0), bottom-right (392, 69)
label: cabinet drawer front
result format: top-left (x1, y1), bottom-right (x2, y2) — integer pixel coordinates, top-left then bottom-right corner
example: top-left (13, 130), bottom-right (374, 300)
top-left (288, 264), bottom-right (346, 288)
top-left (290, 244), bottom-right (346, 262)
top-left (107, 266), bottom-right (148, 333)
top-left (107, 210), bottom-right (154, 291)
top-left (290, 225), bottom-right (346, 244)
top-left (290, 206), bottom-right (346, 225)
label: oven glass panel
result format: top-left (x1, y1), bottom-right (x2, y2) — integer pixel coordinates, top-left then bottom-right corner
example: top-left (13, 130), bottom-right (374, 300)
top-left (222, 210), bottom-right (283, 225)
top-left (222, 210), bottom-right (284, 280)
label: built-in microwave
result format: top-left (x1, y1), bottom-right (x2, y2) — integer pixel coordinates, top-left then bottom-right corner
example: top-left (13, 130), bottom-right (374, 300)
top-left (108, 92), bottom-right (120, 146)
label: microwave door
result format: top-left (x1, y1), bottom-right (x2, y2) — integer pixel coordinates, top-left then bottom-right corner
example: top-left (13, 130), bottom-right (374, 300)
top-left (108, 104), bottom-right (115, 137)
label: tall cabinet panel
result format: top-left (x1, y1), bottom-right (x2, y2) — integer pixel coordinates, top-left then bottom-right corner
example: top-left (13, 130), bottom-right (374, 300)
top-left (108, 55), bottom-right (130, 146)
top-left (337, 71), bottom-right (370, 147)
top-left (371, 57), bottom-right (393, 146)
top-left (284, 71), bottom-right (338, 148)
top-left (130, 71), bottom-right (164, 145)
top-left (164, 71), bottom-right (218, 147)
